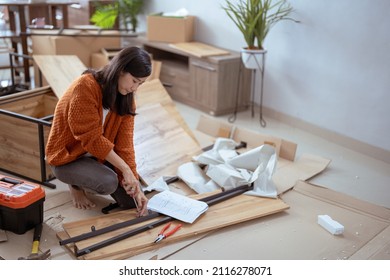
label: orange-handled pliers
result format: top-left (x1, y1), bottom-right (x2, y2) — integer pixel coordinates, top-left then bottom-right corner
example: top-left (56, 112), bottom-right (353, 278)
top-left (154, 222), bottom-right (182, 243)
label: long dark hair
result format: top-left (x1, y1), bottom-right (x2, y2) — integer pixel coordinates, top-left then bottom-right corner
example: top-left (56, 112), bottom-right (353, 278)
top-left (84, 46), bottom-right (151, 116)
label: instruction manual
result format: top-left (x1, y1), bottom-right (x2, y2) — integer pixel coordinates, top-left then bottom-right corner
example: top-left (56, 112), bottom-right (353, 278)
top-left (147, 190), bottom-right (208, 223)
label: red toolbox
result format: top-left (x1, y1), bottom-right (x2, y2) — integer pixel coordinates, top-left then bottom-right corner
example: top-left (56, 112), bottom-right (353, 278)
top-left (0, 175), bottom-right (45, 234)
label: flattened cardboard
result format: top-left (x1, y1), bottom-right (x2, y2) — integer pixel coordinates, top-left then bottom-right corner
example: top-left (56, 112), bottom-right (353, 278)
top-left (195, 115), bottom-right (297, 161)
top-left (349, 225), bottom-right (390, 259)
top-left (279, 181), bottom-right (390, 259)
top-left (195, 114), bottom-right (233, 143)
top-left (195, 115), bottom-right (330, 194)
top-left (164, 181), bottom-right (390, 260)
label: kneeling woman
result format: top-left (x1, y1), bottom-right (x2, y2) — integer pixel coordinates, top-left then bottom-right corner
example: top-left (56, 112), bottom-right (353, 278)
top-left (45, 46), bottom-right (150, 216)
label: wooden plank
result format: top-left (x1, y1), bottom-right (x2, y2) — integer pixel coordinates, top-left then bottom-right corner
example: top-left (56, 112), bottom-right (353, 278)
top-left (169, 42), bottom-right (230, 58)
top-left (134, 103), bottom-right (201, 185)
top-left (33, 55), bottom-right (87, 100)
top-left (60, 192), bottom-right (289, 260)
top-left (147, 60), bottom-right (162, 81)
top-left (136, 79), bottom-right (197, 142)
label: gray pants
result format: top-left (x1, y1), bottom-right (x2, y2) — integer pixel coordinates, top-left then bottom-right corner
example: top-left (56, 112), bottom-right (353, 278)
top-left (50, 156), bottom-right (136, 209)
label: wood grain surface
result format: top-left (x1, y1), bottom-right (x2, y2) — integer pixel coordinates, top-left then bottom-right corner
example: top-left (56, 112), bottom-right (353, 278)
top-left (33, 55), bottom-right (87, 99)
top-left (60, 191), bottom-right (289, 259)
top-left (169, 42), bottom-right (230, 58)
top-left (134, 103), bottom-right (201, 185)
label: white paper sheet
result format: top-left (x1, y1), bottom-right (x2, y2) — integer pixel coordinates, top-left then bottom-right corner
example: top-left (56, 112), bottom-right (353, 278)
top-left (245, 145), bottom-right (278, 198)
top-left (147, 190), bottom-right (208, 223)
top-left (206, 164), bottom-right (249, 190)
top-left (193, 138), bottom-right (238, 165)
top-left (177, 162), bottom-right (220, 193)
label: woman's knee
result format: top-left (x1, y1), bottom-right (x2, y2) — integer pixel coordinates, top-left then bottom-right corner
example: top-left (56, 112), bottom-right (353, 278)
top-left (94, 174), bottom-right (118, 195)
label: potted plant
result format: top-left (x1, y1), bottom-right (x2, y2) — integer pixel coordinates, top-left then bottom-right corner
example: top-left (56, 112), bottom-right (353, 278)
top-left (90, 0), bottom-right (144, 32)
top-left (222, 0), bottom-right (298, 69)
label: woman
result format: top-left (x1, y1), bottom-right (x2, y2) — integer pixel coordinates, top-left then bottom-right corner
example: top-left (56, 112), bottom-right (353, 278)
top-left (45, 46), bottom-right (151, 216)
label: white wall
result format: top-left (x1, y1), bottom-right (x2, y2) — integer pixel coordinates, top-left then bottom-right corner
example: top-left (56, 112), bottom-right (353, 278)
top-left (138, 0), bottom-right (390, 154)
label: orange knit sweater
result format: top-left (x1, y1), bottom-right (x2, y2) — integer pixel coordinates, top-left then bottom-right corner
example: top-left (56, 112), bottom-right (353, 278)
top-left (45, 73), bottom-right (138, 179)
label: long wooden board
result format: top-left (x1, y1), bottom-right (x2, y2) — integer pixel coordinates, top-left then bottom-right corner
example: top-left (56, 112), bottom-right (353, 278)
top-left (60, 192), bottom-right (289, 260)
top-left (136, 79), bottom-right (196, 142)
top-left (33, 55), bottom-right (87, 99)
top-left (134, 103), bottom-right (201, 185)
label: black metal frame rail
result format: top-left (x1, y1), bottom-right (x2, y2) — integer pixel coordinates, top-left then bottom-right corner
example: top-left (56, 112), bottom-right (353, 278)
top-left (68, 184), bottom-right (254, 257)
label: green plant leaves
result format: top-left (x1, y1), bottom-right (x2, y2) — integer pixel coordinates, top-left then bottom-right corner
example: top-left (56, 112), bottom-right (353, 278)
top-left (222, 0), bottom-right (298, 50)
top-left (90, 4), bottom-right (118, 29)
top-left (90, 0), bottom-right (144, 32)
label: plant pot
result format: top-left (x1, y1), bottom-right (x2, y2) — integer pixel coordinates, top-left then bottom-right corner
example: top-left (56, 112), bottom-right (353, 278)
top-left (241, 48), bottom-right (267, 69)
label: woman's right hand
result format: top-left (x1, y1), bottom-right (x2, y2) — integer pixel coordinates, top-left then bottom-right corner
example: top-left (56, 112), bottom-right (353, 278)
top-left (134, 191), bottom-right (149, 217)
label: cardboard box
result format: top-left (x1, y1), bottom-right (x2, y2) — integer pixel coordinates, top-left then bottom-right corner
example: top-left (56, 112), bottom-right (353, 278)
top-left (147, 14), bottom-right (195, 43)
top-left (91, 52), bottom-right (109, 69)
top-left (91, 47), bottom-right (123, 69)
top-left (30, 29), bottom-right (121, 67)
top-left (30, 29), bottom-right (121, 86)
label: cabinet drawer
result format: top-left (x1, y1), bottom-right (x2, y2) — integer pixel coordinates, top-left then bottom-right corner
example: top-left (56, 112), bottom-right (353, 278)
top-left (160, 60), bottom-right (190, 100)
top-left (189, 58), bottom-right (219, 111)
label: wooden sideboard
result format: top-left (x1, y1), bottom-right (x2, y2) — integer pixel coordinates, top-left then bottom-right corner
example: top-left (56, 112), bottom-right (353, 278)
top-left (124, 36), bottom-right (251, 116)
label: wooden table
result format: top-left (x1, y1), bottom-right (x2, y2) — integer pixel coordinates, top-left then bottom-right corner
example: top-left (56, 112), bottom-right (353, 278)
top-left (0, 1), bottom-right (79, 84)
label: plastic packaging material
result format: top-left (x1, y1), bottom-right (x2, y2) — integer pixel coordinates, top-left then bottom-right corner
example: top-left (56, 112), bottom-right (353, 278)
top-left (318, 214), bottom-right (344, 235)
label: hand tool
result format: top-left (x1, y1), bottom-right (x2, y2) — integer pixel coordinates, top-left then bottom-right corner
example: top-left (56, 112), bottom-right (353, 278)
top-left (154, 222), bottom-right (182, 243)
top-left (18, 223), bottom-right (51, 260)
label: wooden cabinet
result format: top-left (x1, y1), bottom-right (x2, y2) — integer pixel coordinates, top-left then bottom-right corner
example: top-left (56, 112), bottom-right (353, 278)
top-left (124, 36), bottom-right (251, 116)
